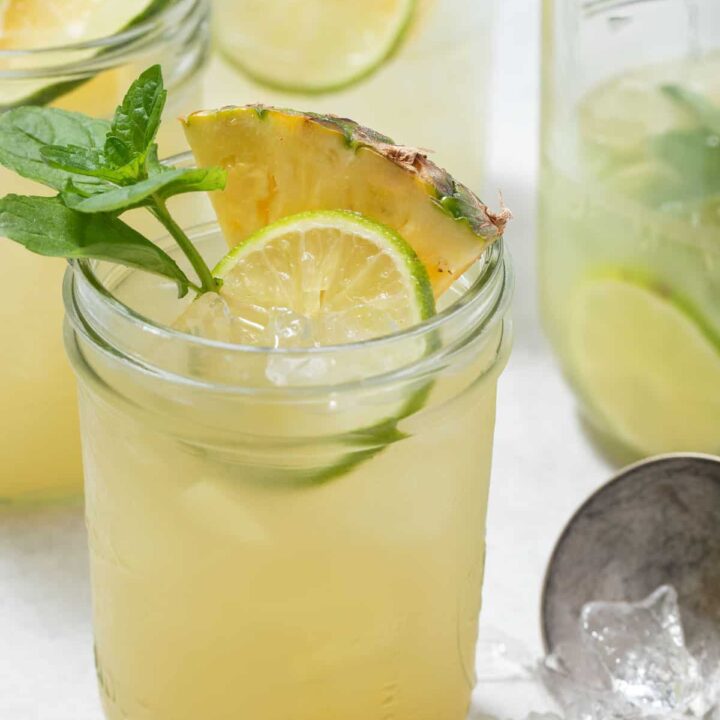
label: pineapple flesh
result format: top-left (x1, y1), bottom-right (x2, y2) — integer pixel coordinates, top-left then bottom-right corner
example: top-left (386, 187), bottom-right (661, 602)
top-left (182, 106), bottom-right (509, 296)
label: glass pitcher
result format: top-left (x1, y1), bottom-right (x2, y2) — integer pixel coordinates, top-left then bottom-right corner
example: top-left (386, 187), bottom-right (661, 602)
top-left (539, 0), bottom-right (720, 462)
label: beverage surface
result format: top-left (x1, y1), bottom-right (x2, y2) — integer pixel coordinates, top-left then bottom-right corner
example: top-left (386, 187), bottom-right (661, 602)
top-left (540, 53), bottom-right (720, 458)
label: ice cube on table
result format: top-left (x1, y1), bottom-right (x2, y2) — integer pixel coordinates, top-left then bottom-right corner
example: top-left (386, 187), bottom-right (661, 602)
top-left (541, 585), bottom-right (718, 720)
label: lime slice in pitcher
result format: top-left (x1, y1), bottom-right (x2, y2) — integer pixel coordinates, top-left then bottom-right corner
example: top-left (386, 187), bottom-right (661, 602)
top-left (217, 0), bottom-right (416, 94)
top-left (567, 272), bottom-right (720, 456)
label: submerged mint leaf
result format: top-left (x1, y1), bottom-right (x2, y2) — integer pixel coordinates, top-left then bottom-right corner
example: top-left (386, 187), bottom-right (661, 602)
top-left (652, 129), bottom-right (720, 198)
top-left (107, 64), bottom-right (167, 162)
top-left (0, 195), bottom-right (190, 296)
top-left (69, 166), bottom-right (227, 213)
top-left (662, 85), bottom-right (720, 136)
top-left (0, 107), bottom-right (109, 192)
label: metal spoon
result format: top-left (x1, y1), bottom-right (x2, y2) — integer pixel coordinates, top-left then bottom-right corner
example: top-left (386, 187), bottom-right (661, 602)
top-left (541, 453), bottom-right (720, 653)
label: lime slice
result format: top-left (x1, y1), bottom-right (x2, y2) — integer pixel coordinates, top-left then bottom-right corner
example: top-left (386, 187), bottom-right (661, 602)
top-left (174, 210), bottom-right (436, 486)
top-left (216, 0), bottom-right (416, 94)
top-left (0, 0), bottom-right (167, 108)
top-left (178, 209), bottom-right (435, 353)
top-left (567, 273), bottom-right (720, 456)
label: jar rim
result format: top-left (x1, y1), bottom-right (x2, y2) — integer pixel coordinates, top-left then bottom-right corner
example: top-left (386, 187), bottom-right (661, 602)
top-left (67, 222), bottom-right (512, 351)
top-left (0, 0), bottom-right (203, 72)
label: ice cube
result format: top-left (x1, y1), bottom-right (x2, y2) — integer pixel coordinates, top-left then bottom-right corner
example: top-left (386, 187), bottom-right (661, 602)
top-left (541, 586), bottom-right (715, 720)
top-left (581, 586), bottom-right (704, 715)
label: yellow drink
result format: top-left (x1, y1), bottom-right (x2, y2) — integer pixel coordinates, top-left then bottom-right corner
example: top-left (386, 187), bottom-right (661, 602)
top-left (209, 0), bottom-right (490, 190)
top-left (65, 228), bottom-right (512, 719)
top-left (0, 0), bottom-right (208, 501)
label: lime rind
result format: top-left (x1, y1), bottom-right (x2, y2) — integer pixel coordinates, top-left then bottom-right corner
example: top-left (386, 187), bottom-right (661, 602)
top-left (218, 0), bottom-right (416, 95)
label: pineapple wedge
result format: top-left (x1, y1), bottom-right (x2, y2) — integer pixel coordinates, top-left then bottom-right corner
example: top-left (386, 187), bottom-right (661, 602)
top-left (182, 106), bottom-right (509, 296)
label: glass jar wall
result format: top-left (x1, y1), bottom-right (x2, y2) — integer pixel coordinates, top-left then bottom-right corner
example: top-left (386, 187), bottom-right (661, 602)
top-left (64, 222), bottom-right (512, 720)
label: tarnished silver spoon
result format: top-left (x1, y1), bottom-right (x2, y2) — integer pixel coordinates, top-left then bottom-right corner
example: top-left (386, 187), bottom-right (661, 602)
top-left (541, 453), bottom-right (720, 653)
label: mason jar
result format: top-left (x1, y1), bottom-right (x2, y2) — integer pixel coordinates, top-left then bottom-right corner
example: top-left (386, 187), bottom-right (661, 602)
top-left (0, 0), bottom-right (209, 502)
top-left (63, 214), bottom-right (513, 719)
top-left (539, 0), bottom-right (720, 462)
top-left (208, 0), bottom-right (491, 192)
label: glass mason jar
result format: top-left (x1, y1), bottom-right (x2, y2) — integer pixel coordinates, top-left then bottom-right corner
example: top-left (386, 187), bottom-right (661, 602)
top-left (63, 219), bottom-right (512, 719)
top-left (0, 0), bottom-right (209, 503)
top-left (209, 0), bottom-right (491, 192)
top-left (539, 0), bottom-right (720, 462)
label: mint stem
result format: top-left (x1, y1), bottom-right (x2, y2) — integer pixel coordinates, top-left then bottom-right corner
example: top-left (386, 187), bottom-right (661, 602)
top-left (150, 195), bottom-right (218, 294)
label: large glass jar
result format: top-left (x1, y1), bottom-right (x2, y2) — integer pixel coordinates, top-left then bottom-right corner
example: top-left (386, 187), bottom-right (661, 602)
top-left (64, 220), bottom-right (512, 720)
top-left (0, 0), bottom-right (209, 502)
top-left (540, 0), bottom-right (720, 461)
top-left (208, 0), bottom-right (491, 192)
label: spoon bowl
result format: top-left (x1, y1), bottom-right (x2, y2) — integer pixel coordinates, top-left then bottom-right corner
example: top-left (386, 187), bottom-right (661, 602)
top-left (542, 453), bottom-right (720, 653)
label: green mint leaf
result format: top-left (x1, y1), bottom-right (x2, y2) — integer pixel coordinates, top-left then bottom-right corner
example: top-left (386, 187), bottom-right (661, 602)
top-left (0, 195), bottom-right (190, 296)
top-left (0, 107), bottom-right (110, 192)
top-left (41, 143), bottom-right (144, 184)
top-left (145, 143), bottom-right (163, 175)
top-left (40, 145), bottom-right (106, 175)
top-left (69, 166), bottom-right (227, 214)
top-left (107, 64), bottom-right (167, 161)
top-left (662, 85), bottom-right (720, 136)
top-left (652, 129), bottom-right (720, 198)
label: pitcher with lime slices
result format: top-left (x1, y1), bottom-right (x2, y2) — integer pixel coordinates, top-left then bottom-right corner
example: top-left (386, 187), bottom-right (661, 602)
top-left (540, 0), bottom-right (720, 460)
top-left (0, 0), bottom-right (208, 502)
top-left (0, 68), bottom-right (511, 718)
top-left (211, 0), bottom-right (491, 192)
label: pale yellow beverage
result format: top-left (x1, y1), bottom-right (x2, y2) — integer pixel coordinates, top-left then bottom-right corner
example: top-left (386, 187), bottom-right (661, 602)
top-left (64, 224), bottom-right (512, 719)
top-left (209, 0), bottom-right (490, 190)
top-left (0, 0), bottom-right (208, 501)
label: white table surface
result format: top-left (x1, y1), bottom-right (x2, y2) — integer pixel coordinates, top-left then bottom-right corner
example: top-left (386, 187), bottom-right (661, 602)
top-left (0, 2), bottom-right (616, 717)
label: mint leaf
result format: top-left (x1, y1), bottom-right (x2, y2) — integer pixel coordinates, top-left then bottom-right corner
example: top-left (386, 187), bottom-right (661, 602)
top-left (662, 85), bottom-right (720, 136)
top-left (0, 107), bottom-right (110, 192)
top-left (0, 66), bottom-right (223, 296)
top-left (107, 65), bottom-right (167, 161)
top-left (0, 195), bottom-right (190, 296)
top-left (68, 167), bottom-right (226, 213)
top-left (652, 129), bottom-right (720, 198)
top-left (41, 143), bottom-right (142, 184)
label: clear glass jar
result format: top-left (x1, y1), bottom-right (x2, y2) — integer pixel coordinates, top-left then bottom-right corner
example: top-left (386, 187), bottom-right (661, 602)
top-left (208, 0), bottom-right (491, 192)
top-left (64, 219), bottom-right (512, 719)
top-left (540, 0), bottom-right (720, 462)
top-left (0, 0), bottom-right (209, 502)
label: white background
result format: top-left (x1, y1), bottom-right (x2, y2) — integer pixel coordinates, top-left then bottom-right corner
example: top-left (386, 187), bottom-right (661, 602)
top-left (0, 1), bottom-right (616, 717)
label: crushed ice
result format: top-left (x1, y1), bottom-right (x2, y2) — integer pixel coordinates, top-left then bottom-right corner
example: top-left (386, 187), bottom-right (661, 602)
top-left (477, 586), bottom-right (720, 720)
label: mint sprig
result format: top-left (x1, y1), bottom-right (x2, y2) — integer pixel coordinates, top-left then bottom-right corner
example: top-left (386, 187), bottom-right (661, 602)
top-left (0, 65), bottom-right (226, 297)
